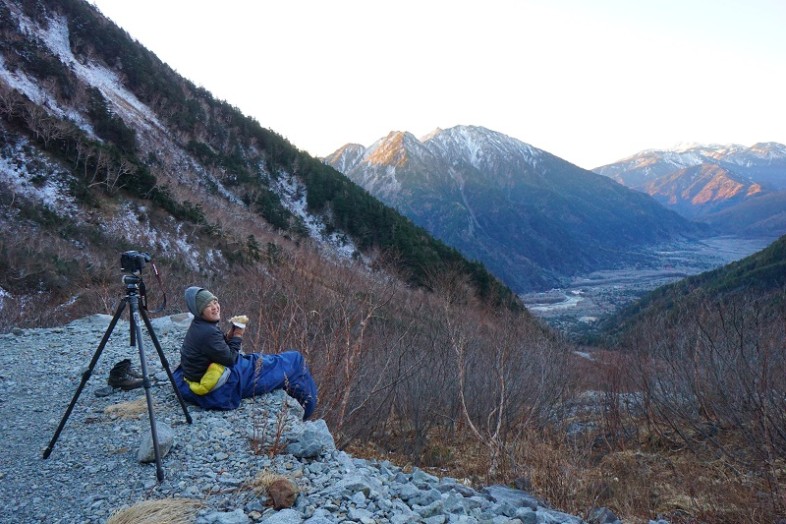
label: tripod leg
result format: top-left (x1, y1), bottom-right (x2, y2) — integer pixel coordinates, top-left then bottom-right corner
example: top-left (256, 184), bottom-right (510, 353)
top-left (43, 300), bottom-right (127, 459)
top-left (129, 297), bottom-right (165, 482)
top-left (138, 307), bottom-right (192, 424)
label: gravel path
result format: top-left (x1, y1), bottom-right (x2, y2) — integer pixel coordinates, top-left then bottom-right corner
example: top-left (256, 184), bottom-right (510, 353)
top-left (0, 314), bottom-right (613, 524)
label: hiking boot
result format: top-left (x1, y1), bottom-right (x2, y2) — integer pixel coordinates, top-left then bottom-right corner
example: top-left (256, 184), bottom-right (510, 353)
top-left (112, 358), bottom-right (147, 378)
top-left (107, 359), bottom-right (144, 390)
top-left (107, 374), bottom-right (144, 390)
top-left (125, 365), bottom-right (146, 379)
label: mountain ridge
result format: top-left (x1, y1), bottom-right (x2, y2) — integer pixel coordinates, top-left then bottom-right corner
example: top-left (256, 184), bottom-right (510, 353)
top-left (643, 164), bottom-right (764, 217)
top-left (596, 233), bottom-right (786, 345)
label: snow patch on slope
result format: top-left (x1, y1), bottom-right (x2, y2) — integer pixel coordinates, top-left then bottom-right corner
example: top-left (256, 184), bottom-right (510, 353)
top-left (96, 203), bottom-right (223, 271)
top-left (271, 172), bottom-right (358, 259)
top-left (39, 16), bottom-right (166, 136)
top-left (425, 125), bottom-right (543, 172)
top-left (0, 136), bottom-right (78, 214)
top-left (0, 54), bottom-right (95, 137)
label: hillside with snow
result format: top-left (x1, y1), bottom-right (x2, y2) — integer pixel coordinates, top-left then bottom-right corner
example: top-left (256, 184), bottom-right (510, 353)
top-left (0, 0), bottom-right (514, 325)
top-left (0, 4), bottom-right (350, 260)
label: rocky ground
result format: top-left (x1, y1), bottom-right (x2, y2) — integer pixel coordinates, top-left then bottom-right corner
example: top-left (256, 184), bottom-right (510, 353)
top-left (0, 313), bottom-right (643, 524)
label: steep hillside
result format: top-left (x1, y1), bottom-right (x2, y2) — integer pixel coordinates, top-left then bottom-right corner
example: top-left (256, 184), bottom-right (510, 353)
top-left (586, 234), bottom-right (786, 523)
top-left (326, 126), bottom-right (703, 292)
top-left (595, 143), bottom-right (786, 233)
top-left (0, 0), bottom-right (515, 319)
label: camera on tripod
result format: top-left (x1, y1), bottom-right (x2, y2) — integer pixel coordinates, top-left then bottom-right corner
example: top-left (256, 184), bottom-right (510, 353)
top-left (121, 250), bottom-right (151, 274)
top-left (119, 251), bottom-right (165, 314)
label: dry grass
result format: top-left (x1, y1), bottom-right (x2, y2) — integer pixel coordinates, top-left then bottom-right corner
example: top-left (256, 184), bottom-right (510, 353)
top-left (106, 498), bottom-right (203, 524)
top-left (603, 445), bottom-right (784, 523)
top-left (104, 397), bottom-right (155, 420)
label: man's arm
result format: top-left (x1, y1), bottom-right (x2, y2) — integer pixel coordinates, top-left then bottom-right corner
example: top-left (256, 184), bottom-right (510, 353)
top-left (203, 327), bottom-right (241, 367)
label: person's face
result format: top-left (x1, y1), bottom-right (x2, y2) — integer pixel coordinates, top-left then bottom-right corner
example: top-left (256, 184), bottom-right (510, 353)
top-left (201, 298), bottom-right (220, 322)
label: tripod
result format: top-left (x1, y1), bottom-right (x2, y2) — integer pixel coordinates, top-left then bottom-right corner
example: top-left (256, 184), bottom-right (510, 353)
top-left (43, 273), bottom-right (192, 482)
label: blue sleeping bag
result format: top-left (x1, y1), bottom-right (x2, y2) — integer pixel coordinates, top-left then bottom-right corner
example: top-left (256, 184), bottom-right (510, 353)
top-left (174, 350), bottom-right (317, 419)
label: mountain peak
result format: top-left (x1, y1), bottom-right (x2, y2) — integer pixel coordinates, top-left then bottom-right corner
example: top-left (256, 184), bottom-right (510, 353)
top-left (420, 125), bottom-right (544, 173)
top-left (328, 126), bottom-right (546, 174)
top-left (746, 142), bottom-right (786, 159)
top-left (420, 127), bottom-right (444, 142)
top-left (323, 143), bottom-right (366, 174)
top-left (367, 131), bottom-right (424, 167)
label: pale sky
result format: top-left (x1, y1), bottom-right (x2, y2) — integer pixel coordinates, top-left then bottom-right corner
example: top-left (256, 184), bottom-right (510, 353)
top-left (88, 0), bottom-right (786, 169)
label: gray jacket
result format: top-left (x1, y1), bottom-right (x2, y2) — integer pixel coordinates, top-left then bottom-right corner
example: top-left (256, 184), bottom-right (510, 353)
top-left (180, 287), bottom-right (241, 381)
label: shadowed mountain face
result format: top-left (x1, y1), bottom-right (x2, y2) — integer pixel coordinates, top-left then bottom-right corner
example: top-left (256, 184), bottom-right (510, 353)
top-left (325, 126), bottom-right (703, 292)
top-left (595, 143), bottom-right (786, 234)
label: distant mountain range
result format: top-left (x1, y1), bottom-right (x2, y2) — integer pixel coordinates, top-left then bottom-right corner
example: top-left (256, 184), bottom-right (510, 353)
top-left (325, 126), bottom-right (704, 292)
top-left (594, 143), bottom-right (786, 233)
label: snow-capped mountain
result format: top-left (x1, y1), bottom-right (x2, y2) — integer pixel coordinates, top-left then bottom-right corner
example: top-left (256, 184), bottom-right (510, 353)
top-left (595, 143), bottom-right (786, 233)
top-left (595, 143), bottom-right (786, 190)
top-left (325, 126), bottom-right (704, 292)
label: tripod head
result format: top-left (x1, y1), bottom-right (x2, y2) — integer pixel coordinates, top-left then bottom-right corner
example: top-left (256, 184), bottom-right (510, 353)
top-left (122, 274), bottom-right (147, 309)
top-left (123, 274), bottom-right (142, 286)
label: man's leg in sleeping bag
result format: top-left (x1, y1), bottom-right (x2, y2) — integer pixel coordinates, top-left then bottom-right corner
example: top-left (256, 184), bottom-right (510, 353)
top-left (238, 352), bottom-right (317, 419)
top-left (282, 351), bottom-right (317, 420)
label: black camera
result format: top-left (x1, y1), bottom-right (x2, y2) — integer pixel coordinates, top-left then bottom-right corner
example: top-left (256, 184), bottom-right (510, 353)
top-left (120, 251), bottom-right (151, 274)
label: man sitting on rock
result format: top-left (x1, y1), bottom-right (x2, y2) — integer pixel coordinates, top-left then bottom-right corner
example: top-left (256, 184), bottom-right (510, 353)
top-left (173, 286), bottom-right (317, 419)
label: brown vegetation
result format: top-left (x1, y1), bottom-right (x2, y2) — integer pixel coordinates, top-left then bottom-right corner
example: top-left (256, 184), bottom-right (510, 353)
top-left (243, 470), bottom-right (301, 510)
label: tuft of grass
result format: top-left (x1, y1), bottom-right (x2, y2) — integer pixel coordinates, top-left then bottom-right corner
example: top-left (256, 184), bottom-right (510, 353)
top-left (244, 470), bottom-right (294, 496)
top-left (106, 498), bottom-right (203, 524)
top-left (104, 397), bottom-right (154, 420)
